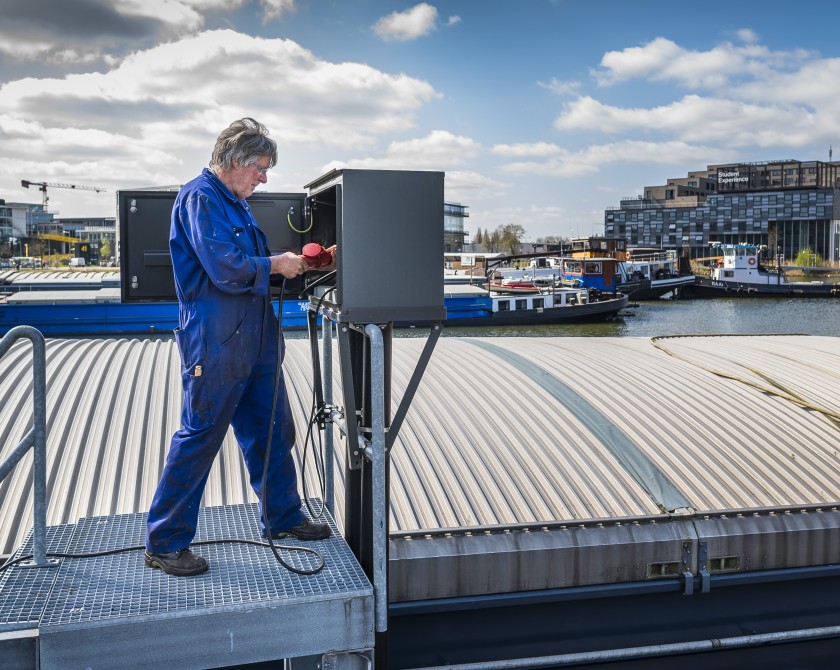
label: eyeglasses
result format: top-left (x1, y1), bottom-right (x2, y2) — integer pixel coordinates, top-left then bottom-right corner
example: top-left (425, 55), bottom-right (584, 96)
top-left (248, 162), bottom-right (271, 175)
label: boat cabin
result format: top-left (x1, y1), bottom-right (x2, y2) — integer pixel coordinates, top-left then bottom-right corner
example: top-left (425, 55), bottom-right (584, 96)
top-left (626, 249), bottom-right (680, 280)
top-left (719, 244), bottom-right (764, 269)
top-left (709, 243), bottom-right (788, 285)
top-left (559, 257), bottom-right (620, 291)
top-left (569, 237), bottom-right (628, 261)
top-left (493, 287), bottom-right (589, 313)
top-left (527, 257), bottom-right (563, 270)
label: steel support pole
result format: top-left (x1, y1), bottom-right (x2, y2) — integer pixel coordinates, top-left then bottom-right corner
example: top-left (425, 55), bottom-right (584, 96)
top-left (364, 324), bottom-right (388, 635)
top-left (322, 319), bottom-right (335, 515)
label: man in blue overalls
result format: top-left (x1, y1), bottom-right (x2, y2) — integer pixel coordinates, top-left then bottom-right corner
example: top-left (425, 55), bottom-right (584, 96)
top-left (145, 118), bottom-right (332, 576)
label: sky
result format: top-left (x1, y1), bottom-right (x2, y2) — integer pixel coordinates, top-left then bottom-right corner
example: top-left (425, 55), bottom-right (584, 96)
top-left (3, 0), bottom-right (840, 242)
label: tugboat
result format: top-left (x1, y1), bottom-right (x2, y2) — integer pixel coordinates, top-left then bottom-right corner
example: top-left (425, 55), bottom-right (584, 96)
top-left (687, 243), bottom-right (840, 297)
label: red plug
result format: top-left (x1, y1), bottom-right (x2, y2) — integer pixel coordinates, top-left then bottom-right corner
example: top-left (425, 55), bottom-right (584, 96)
top-left (301, 243), bottom-right (333, 269)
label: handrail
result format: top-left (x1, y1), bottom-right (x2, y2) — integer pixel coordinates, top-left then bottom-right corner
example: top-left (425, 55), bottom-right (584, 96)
top-left (0, 325), bottom-right (53, 567)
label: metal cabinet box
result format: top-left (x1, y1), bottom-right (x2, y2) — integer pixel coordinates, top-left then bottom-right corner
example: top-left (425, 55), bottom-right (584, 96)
top-left (304, 169), bottom-right (446, 323)
top-left (118, 190), bottom-right (306, 302)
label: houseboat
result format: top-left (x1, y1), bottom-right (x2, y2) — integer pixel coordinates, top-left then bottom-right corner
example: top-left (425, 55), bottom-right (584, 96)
top-left (625, 248), bottom-right (695, 300)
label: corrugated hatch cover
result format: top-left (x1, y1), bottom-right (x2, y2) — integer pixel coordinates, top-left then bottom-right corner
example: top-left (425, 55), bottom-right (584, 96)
top-left (1, 334), bottom-right (838, 599)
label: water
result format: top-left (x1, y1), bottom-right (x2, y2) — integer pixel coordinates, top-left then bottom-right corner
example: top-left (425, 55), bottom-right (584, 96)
top-left (395, 297), bottom-right (840, 338)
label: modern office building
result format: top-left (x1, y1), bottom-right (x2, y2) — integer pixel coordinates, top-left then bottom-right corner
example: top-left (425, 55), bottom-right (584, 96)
top-left (57, 216), bottom-right (117, 262)
top-left (0, 201), bottom-right (53, 239)
top-left (0, 200), bottom-right (118, 262)
top-left (0, 200), bottom-right (14, 240)
top-left (604, 160), bottom-right (840, 262)
top-left (444, 201), bottom-right (469, 252)
top-left (0, 201), bottom-right (57, 257)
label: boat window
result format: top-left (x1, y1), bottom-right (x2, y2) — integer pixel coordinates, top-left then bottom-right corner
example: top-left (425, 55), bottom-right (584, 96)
top-left (515, 299), bottom-right (527, 310)
top-left (564, 261), bottom-right (582, 273)
top-left (498, 300), bottom-right (510, 311)
top-left (533, 298), bottom-right (544, 309)
top-left (584, 262), bottom-right (601, 274)
top-left (724, 270), bottom-right (734, 278)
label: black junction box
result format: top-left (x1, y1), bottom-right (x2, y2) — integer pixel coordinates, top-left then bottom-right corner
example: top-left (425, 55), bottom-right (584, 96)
top-left (118, 190), bottom-right (306, 302)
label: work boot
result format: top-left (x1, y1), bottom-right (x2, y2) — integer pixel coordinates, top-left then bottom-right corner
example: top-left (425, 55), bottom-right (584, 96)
top-left (144, 548), bottom-right (208, 576)
top-left (265, 518), bottom-right (332, 541)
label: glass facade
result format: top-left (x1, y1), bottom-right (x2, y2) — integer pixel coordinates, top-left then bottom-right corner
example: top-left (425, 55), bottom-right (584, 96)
top-left (606, 187), bottom-right (840, 263)
top-left (444, 202), bottom-right (469, 253)
top-left (0, 202), bottom-right (12, 239)
top-left (0, 204), bottom-right (118, 263)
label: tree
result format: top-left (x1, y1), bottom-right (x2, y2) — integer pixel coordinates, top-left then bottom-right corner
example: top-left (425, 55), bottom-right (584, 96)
top-left (500, 223), bottom-right (526, 255)
top-left (28, 239), bottom-right (47, 258)
top-left (486, 228), bottom-right (503, 252)
top-left (472, 227), bottom-right (483, 245)
top-left (100, 239), bottom-right (112, 260)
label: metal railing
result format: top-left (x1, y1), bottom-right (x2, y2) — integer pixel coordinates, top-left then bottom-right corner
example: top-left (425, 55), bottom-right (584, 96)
top-left (0, 325), bottom-right (53, 567)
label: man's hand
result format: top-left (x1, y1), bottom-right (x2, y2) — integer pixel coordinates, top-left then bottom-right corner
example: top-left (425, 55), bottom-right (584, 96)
top-left (313, 245), bottom-right (337, 272)
top-left (270, 252), bottom-right (308, 278)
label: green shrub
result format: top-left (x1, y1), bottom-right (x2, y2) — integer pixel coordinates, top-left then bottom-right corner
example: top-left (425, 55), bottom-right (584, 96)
top-left (794, 248), bottom-right (822, 266)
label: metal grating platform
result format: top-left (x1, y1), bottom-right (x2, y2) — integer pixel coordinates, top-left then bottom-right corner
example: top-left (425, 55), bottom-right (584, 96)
top-left (0, 502), bottom-right (374, 670)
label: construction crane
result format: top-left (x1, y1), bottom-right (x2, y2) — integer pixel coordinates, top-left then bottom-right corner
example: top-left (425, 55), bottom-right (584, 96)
top-left (21, 179), bottom-right (107, 210)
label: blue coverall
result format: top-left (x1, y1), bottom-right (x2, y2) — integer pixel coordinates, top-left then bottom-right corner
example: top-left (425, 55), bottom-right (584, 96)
top-left (146, 168), bottom-right (304, 554)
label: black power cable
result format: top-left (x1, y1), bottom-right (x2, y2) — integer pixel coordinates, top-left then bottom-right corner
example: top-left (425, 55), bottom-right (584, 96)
top-left (297, 276), bottom-right (338, 521)
top-left (258, 276), bottom-right (326, 575)
top-left (0, 537), bottom-right (322, 574)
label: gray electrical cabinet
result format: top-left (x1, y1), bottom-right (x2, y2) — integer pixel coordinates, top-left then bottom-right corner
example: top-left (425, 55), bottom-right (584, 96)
top-left (304, 169), bottom-right (446, 323)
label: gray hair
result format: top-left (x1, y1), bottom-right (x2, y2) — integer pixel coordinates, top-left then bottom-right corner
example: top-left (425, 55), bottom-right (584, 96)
top-left (210, 118), bottom-right (277, 172)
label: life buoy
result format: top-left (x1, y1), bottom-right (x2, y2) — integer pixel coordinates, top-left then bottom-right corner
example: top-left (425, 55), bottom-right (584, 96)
top-left (748, 257), bottom-right (756, 266)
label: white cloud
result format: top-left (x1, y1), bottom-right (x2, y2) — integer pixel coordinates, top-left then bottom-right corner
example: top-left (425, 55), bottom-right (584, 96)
top-left (110, 0), bottom-right (207, 30)
top-left (554, 95), bottom-right (822, 147)
top-left (0, 0), bottom-right (296, 63)
top-left (735, 28), bottom-right (759, 44)
top-left (373, 3), bottom-right (438, 42)
top-left (327, 131), bottom-right (502, 203)
top-left (593, 36), bottom-right (812, 89)
top-left (259, 0), bottom-right (296, 24)
top-left (338, 130), bottom-right (481, 170)
top-left (445, 170), bottom-right (508, 202)
top-left (538, 77), bottom-right (580, 97)
top-left (499, 140), bottom-right (731, 178)
top-left (0, 0), bottom-right (207, 62)
top-left (0, 30), bottom-right (438, 137)
top-left (595, 37), bottom-right (684, 86)
top-left (492, 142), bottom-right (562, 158)
top-left (737, 57), bottom-right (840, 109)
top-left (0, 29), bottom-right (440, 205)
top-left (385, 130), bottom-right (481, 166)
